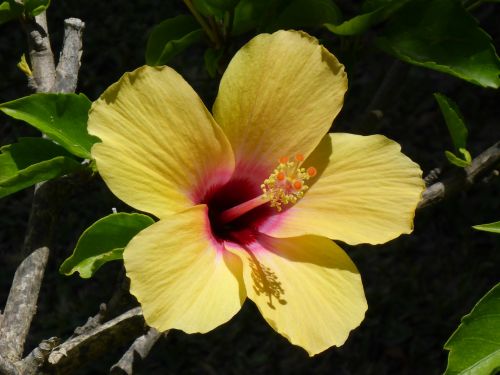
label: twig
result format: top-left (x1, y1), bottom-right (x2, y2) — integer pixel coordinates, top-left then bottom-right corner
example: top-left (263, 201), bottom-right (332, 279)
top-left (53, 18), bottom-right (85, 93)
top-left (44, 308), bottom-right (145, 374)
top-left (418, 141), bottom-right (500, 209)
top-left (0, 247), bottom-right (49, 363)
top-left (110, 328), bottom-right (164, 375)
top-left (23, 11), bottom-right (56, 93)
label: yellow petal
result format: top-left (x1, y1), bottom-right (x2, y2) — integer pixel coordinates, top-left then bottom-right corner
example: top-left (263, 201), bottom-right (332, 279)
top-left (213, 30), bottom-right (347, 181)
top-left (124, 205), bottom-right (245, 333)
top-left (227, 234), bottom-right (366, 356)
top-left (89, 66), bottom-right (235, 218)
top-left (264, 133), bottom-right (424, 245)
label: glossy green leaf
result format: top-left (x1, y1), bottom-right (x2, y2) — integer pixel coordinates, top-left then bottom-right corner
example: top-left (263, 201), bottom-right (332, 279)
top-left (473, 221), bottom-right (500, 234)
top-left (0, 137), bottom-right (81, 198)
top-left (145, 15), bottom-right (204, 66)
top-left (0, 1), bottom-right (23, 24)
top-left (269, 0), bottom-right (342, 30)
top-left (0, 93), bottom-right (97, 159)
top-left (60, 213), bottom-right (155, 278)
top-left (445, 150), bottom-right (470, 168)
top-left (444, 282), bottom-right (500, 375)
top-left (434, 93), bottom-right (468, 151)
top-left (325, 0), bottom-right (408, 36)
top-left (24, 0), bottom-right (50, 16)
top-left (376, 0), bottom-right (500, 88)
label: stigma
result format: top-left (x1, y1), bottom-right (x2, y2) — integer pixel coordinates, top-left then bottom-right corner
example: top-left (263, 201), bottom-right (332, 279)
top-left (261, 154), bottom-right (317, 212)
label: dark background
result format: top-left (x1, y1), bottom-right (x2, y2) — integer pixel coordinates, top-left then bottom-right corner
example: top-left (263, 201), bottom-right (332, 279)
top-left (1, 1), bottom-right (499, 374)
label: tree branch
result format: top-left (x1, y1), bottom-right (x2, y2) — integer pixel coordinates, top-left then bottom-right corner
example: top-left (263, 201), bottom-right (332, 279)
top-left (0, 247), bottom-right (49, 363)
top-left (110, 328), bottom-right (164, 375)
top-left (54, 18), bottom-right (85, 93)
top-left (44, 308), bottom-right (146, 374)
top-left (419, 141), bottom-right (500, 209)
top-left (23, 11), bottom-right (56, 93)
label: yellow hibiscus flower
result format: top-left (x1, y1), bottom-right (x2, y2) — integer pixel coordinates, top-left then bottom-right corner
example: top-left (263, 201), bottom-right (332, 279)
top-left (88, 30), bottom-right (424, 356)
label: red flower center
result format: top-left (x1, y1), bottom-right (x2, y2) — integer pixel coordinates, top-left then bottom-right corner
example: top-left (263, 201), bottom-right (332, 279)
top-left (202, 177), bottom-right (274, 245)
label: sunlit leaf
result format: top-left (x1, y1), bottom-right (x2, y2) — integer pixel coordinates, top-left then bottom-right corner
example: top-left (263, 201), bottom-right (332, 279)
top-left (434, 93), bottom-right (468, 151)
top-left (24, 0), bottom-right (50, 16)
top-left (376, 0), bottom-right (500, 88)
top-left (325, 0), bottom-right (407, 36)
top-left (0, 93), bottom-right (97, 159)
top-left (473, 221), bottom-right (500, 234)
top-left (145, 15), bottom-right (204, 66)
top-left (444, 282), bottom-right (500, 375)
top-left (60, 213), bottom-right (155, 278)
top-left (0, 1), bottom-right (23, 24)
top-left (445, 150), bottom-right (470, 168)
top-left (0, 137), bottom-right (81, 198)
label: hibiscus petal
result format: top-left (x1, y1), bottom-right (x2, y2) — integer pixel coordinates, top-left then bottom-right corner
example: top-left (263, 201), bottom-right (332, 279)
top-left (263, 133), bottom-right (424, 245)
top-left (124, 205), bottom-right (245, 333)
top-left (213, 30), bottom-right (347, 181)
top-left (226, 234), bottom-right (366, 356)
top-left (89, 66), bottom-right (235, 218)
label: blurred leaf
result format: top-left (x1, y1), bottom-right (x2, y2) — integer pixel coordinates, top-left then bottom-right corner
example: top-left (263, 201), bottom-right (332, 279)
top-left (376, 0), bottom-right (500, 88)
top-left (270, 0), bottom-right (342, 30)
top-left (146, 15), bottom-right (204, 66)
top-left (325, 0), bottom-right (407, 36)
top-left (0, 1), bottom-right (23, 24)
top-left (473, 221), bottom-right (500, 234)
top-left (444, 282), bottom-right (500, 375)
top-left (232, 0), bottom-right (273, 35)
top-left (204, 47), bottom-right (224, 77)
top-left (434, 93), bottom-right (468, 151)
top-left (193, 0), bottom-right (238, 14)
top-left (0, 137), bottom-right (81, 198)
top-left (60, 213), bottom-right (155, 278)
top-left (0, 93), bottom-right (97, 159)
top-left (459, 148), bottom-right (472, 163)
top-left (193, 0), bottom-right (225, 18)
top-left (24, 0), bottom-right (50, 16)
top-left (445, 150), bottom-right (470, 168)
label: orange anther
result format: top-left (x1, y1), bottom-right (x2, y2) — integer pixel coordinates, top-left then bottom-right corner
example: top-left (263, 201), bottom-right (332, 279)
top-left (279, 156), bottom-right (289, 164)
top-left (295, 153), bottom-right (304, 162)
top-left (293, 180), bottom-right (303, 190)
top-left (277, 171), bottom-right (286, 181)
top-left (307, 167), bottom-right (317, 177)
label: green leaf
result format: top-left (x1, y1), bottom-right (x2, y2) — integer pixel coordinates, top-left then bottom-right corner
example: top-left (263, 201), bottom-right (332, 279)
top-left (232, 0), bottom-right (272, 35)
top-left (0, 1), bottom-right (23, 24)
top-left (60, 213), bottom-right (155, 278)
top-left (376, 0), bottom-right (500, 88)
top-left (204, 47), bottom-right (224, 78)
top-left (145, 15), bottom-right (204, 66)
top-left (23, 0), bottom-right (50, 17)
top-left (445, 150), bottom-right (471, 168)
top-left (473, 221), bottom-right (500, 234)
top-left (325, 0), bottom-right (408, 36)
top-left (193, 0), bottom-right (238, 14)
top-left (0, 137), bottom-right (81, 198)
top-left (434, 93), bottom-right (469, 151)
top-left (444, 282), bottom-right (500, 375)
top-left (0, 93), bottom-right (97, 159)
top-left (269, 0), bottom-right (342, 30)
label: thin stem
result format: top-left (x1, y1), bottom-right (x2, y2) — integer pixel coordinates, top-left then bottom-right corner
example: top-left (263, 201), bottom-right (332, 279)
top-left (183, 0), bottom-right (221, 48)
top-left (219, 195), bottom-right (270, 224)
